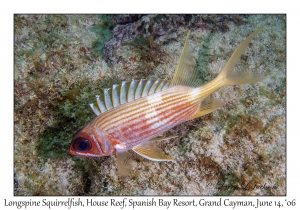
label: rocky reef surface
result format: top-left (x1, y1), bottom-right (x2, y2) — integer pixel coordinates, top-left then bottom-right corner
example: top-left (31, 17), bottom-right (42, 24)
top-left (14, 14), bottom-right (285, 195)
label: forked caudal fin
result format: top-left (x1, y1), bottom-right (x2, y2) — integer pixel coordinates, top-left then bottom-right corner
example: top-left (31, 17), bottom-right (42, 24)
top-left (184, 27), bottom-right (268, 102)
top-left (216, 27), bottom-right (267, 87)
top-left (169, 28), bottom-right (267, 121)
top-left (170, 28), bottom-right (267, 89)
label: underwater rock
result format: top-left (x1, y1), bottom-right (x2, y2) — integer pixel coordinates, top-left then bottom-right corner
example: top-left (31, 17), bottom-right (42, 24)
top-left (104, 15), bottom-right (249, 65)
top-left (110, 14), bottom-right (145, 25)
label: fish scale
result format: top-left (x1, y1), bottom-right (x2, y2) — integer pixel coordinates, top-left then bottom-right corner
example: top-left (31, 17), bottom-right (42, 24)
top-left (97, 87), bottom-right (192, 130)
top-left (102, 89), bottom-right (199, 147)
top-left (94, 89), bottom-right (184, 130)
top-left (69, 28), bottom-right (267, 176)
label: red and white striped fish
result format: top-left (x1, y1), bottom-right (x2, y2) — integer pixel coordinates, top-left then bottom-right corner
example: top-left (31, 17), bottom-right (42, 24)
top-left (69, 28), bottom-right (266, 173)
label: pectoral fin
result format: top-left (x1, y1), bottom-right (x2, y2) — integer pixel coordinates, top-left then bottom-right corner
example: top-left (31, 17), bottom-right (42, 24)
top-left (190, 96), bottom-right (225, 119)
top-left (132, 141), bottom-right (173, 161)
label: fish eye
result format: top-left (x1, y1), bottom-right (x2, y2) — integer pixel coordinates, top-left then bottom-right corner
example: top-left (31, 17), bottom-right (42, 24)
top-left (73, 137), bottom-right (92, 152)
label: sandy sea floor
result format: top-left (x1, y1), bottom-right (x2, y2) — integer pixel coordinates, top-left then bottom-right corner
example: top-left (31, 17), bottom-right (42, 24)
top-left (14, 14), bottom-right (286, 195)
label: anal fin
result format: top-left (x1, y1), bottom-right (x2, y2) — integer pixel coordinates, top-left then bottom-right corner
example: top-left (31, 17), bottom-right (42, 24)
top-left (191, 96), bottom-right (225, 120)
top-left (132, 141), bottom-right (173, 161)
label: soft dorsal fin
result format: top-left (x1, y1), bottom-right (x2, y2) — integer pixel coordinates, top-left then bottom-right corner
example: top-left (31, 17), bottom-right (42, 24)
top-left (90, 78), bottom-right (170, 115)
top-left (170, 31), bottom-right (201, 87)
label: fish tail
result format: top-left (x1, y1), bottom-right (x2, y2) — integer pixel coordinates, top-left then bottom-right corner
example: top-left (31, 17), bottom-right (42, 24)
top-left (187, 28), bottom-right (267, 119)
top-left (216, 27), bottom-right (267, 87)
top-left (172, 28), bottom-right (267, 104)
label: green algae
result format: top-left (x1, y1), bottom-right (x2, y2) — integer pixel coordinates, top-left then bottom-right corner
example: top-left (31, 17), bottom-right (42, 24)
top-left (37, 99), bottom-right (92, 158)
top-left (91, 15), bottom-right (113, 58)
top-left (195, 32), bottom-right (214, 84)
top-left (37, 77), bottom-right (119, 159)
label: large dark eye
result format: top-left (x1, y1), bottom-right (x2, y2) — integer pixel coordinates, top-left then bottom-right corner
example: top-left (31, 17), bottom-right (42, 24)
top-left (73, 137), bottom-right (92, 152)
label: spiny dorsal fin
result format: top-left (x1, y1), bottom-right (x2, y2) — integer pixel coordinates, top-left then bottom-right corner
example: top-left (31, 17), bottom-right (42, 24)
top-left (170, 31), bottom-right (202, 87)
top-left (90, 78), bottom-right (170, 115)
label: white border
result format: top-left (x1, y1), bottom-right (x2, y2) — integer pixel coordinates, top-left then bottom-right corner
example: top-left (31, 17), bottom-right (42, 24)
top-left (2, 1), bottom-right (296, 210)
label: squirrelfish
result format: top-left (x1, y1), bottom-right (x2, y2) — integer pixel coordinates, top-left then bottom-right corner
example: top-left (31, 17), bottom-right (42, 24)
top-left (69, 28), bottom-right (267, 174)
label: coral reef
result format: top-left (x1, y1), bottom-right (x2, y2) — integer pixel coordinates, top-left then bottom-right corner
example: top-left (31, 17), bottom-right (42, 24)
top-left (14, 14), bottom-right (285, 195)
